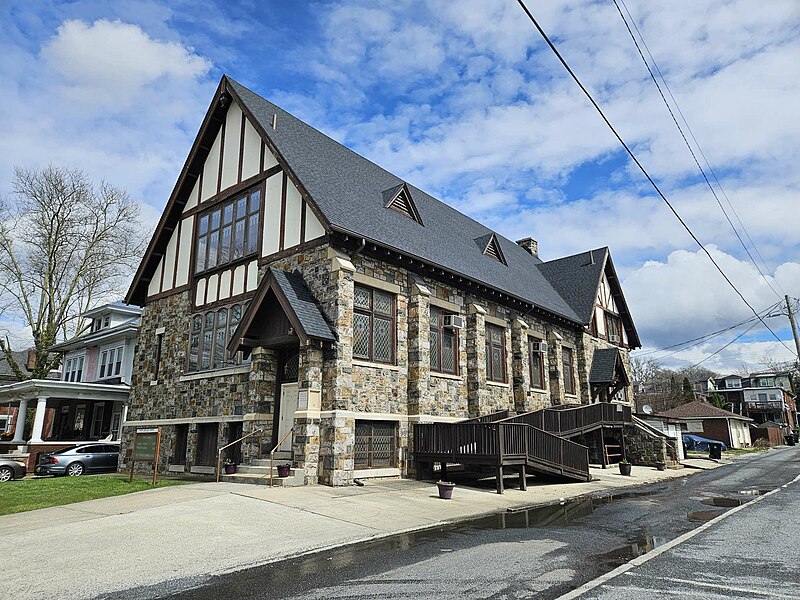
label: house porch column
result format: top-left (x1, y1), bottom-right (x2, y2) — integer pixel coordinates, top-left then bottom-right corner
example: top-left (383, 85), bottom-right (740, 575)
top-left (466, 303), bottom-right (487, 418)
top-left (511, 318), bottom-right (532, 412)
top-left (11, 398), bottom-right (28, 443)
top-left (29, 396), bottom-right (49, 443)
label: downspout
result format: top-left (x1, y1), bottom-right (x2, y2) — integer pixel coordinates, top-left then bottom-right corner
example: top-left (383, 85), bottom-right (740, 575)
top-left (349, 238), bottom-right (366, 261)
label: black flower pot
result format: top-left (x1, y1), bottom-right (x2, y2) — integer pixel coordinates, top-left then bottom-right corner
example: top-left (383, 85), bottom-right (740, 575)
top-left (277, 465), bottom-right (291, 477)
top-left (437, 481), bottom-right (456, 499)
top-left (618, 463), bottom-right (632, 476)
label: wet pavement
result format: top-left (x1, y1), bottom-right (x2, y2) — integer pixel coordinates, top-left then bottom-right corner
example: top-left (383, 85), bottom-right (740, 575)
top-left (133, 447), bottom-right (799, 600)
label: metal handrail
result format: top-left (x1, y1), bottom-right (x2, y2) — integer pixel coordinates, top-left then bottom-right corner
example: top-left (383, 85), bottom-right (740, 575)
top-left (270, 427), bottom-right (295, 488)
top-left (216, 428), bottom-right (264, 483)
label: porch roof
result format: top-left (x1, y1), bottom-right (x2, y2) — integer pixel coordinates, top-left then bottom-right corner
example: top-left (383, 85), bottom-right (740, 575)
top-left (228, 268), bottom-right (336, 353)
top-left (0, 379), bottom-right (129, 404)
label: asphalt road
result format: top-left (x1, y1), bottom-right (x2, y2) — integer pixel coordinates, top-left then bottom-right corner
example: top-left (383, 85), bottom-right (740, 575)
top-left (132, 447), bottom-right (800, 600)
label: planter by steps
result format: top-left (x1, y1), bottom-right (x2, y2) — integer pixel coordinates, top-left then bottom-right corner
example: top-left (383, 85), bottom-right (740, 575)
top-left (224, 463), bottom-right (237, 475)
top-left (437, 481), bottom-right (456, 499)
top-left (618, 462), bottom-right (632, 476)
top-left (655, 462), bottom-right (667, 471)
top-left (277, 464), bottom-right (291, 477)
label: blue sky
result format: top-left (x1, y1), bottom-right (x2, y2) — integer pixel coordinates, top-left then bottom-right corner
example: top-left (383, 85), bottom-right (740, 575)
top-left (1, 0), bottom-right (799, 372)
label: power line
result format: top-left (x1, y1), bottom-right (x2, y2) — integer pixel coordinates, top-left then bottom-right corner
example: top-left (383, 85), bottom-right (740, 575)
top-left (687, 321), bottom-right (760, 369)
top-left (613, 0), bottom-right (785, 298)
top-left (515, 0), bottom-right (795, 356)
top-left (635, 301), bottom-right (781, 357)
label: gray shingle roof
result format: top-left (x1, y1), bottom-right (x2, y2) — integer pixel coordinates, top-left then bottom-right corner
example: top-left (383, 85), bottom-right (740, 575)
top-left (271, 270), bottom-right (336, 342)
top-left (589, 348), bottom-right (620, 384)
top-left (538, 248), bottom-right (607, 325)
top-left (658, 400), bottom-right (752, 421)
top-left (228, 79), bottom-right (582, 323)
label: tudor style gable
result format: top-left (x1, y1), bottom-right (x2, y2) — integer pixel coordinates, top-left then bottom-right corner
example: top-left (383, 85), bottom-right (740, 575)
top-left (127, 78), bottom-right (328, 308)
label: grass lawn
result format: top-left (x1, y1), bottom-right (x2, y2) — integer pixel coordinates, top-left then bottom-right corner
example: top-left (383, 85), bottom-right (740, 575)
top-left (0, 475), bottom-right (191, 516)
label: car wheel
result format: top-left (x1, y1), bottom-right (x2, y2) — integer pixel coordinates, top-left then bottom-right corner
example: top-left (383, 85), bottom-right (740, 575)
top-left (66, 462), bottom-right (85, 477)
top-left (0, 466), bottom-right (13, 482)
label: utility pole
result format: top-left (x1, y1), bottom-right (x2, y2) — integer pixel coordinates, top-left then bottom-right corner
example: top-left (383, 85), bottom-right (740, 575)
top-left (784, 295), bottom-right (800, 430)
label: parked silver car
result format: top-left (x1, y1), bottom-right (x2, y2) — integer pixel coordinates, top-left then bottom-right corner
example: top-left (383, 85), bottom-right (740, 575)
top-left (35, 444), bottom-right (120, 477)
top-left (0, 457), bottom-right (26, 482)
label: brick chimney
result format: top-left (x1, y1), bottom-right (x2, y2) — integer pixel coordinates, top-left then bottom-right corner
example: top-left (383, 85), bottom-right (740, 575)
top-left (26, 348), bottom-right (36, 371)
top-left (516, 237), bottom-right (538, 257)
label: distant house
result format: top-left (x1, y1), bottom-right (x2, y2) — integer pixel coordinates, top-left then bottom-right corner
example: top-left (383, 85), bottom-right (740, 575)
top-left (658, 400), bottom-right (752, 449)
top-left (708, 372), bottom-right (796, 428)
top-left (0, 302), bottom-right (140, 470)
top-left (0, 350), bottom-right (34, 435)
top-left (636, 413), bottom-right (685, 461)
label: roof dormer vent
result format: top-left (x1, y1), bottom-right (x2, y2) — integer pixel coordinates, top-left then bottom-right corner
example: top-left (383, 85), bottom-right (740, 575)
top-left (477, 233), bottom-right (507, 265)
top-left (382, 183), bottom-right (423, 225)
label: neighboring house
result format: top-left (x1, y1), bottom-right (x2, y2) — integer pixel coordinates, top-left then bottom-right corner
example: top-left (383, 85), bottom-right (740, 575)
top-left (0, 350), bottom-right (34, 435)
top-left (0, 302), bottom-right (140, 470)
top-left (708, 372), bottom-right (796, 428)
top-left (119, 76), bottom-right (641, 486)
top-left (658, 400), bottom-right (753, 449)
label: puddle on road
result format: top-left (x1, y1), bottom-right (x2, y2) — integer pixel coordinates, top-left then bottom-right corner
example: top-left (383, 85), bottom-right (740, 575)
top-left (700, 497), bottom-right (744, 507)
top-left (687, 510), bottom-right (724, 522)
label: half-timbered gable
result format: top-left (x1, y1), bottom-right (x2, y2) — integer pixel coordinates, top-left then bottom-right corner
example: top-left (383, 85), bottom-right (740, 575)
top-left (122, 76), bottom-right (647, 487)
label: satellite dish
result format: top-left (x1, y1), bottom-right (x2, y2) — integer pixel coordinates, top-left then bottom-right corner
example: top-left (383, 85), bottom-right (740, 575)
top-left (643, 404), bottom-right (653, 414)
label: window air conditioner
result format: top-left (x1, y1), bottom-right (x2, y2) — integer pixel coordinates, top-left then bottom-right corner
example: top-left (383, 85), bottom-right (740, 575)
top-left (443, 315), bottom-right (464, 330)
top-left (609, 334), bottom-right (621, 344)
top-left (530, 341), bottom-right (548, 353)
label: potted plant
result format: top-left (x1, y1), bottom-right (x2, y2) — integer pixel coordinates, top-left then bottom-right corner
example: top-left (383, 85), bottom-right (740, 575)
top-left (223, 458), bottom-right (237, 475)
top-left (618, 460), bottom-right (632, 476)
top-left (437, 480), bottom-right (456, 499)
top-left (655, 461), bottom-right (667, 471)
top-left (277, 463), bottom-right (291, 477)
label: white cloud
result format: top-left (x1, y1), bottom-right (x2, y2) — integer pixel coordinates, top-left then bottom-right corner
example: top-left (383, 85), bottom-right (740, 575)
top-left (622, 246), bottom-right (800, 349)
top-left (41, 19), bottom-right (211, 109)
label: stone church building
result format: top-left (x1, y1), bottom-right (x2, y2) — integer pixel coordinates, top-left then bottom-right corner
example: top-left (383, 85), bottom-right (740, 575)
top-left (120, 76), bottom-right (641, 486)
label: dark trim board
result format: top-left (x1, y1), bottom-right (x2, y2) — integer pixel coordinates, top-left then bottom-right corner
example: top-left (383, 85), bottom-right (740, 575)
top-left (181, 166), bottom-right (281, 219)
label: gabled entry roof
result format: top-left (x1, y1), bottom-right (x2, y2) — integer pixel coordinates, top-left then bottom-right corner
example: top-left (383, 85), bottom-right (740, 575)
top-left (589, 348), bottom-right (629, 385)
top-left (228, 269), bottom-right (335, 353)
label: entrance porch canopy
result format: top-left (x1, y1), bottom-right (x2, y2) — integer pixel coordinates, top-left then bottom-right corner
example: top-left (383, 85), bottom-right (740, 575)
top-left (0, 379), bottom-right (129, 444)
top-left (589, 348), bottom-right (630, 403)
top-left (228, 268), bottom-right (336, 353)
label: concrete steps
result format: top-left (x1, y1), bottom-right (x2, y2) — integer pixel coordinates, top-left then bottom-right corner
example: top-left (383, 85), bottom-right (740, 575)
top-left (220, 463), bottom-right (305, 487)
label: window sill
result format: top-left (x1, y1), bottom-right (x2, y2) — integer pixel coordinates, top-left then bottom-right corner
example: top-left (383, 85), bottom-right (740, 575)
top-left (353, 359), bottom-right (400, 372)
top-left (530, 387), bottom-right (548, 393)
top-left (430, 372), bottom-right (462, 381)
top-left (180, 365), bottom-right (251, 382)
top-left (486, 381), bottom-right (510, 389)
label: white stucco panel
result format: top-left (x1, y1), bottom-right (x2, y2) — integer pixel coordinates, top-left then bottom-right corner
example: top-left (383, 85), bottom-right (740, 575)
top-left (263, 172), bottom-right (282, 256)
top-left (220, 102), bottom-right (243, 191)
top-left (184, 177), bottom-right (200, 213)
top-left (284, 181), bottom-right (302, 248)
top-left (218, 269), bottom-right (232, 301)
top-left (147, 260), bottom-right (163, 298)
top-left (246, 260), bottom-right (258, 291)
top-left (241, 116), bottom-right (262, 181)
top-left (304, 204), bottom-right (325, 241)
top-left (161, 224), bottom-right (179, 292)
top-left (201, 128), bottom-right (222, 202)
top-left (232, 264), bottom-right (246, 296)
top-left (206, 273), bottom-right (219, 304)
top-left (195, 278), bottom-right (206, 307)
top-left (175, 217), bottom-right (194, 287)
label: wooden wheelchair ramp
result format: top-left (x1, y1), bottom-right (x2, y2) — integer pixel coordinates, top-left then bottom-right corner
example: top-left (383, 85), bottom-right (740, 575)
top-left (414, 421), bottom-right (591, 493)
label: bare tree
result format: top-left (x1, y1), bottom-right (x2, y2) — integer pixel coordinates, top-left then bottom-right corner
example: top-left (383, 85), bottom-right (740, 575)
top-left (630, 355), bottom-right (662, 383)
top-left (0, 165), bottom-right (145, 379)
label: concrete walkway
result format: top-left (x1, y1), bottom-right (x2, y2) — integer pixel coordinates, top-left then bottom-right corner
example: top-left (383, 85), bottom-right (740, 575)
top-left (0, 458), bottom-right (741, 600)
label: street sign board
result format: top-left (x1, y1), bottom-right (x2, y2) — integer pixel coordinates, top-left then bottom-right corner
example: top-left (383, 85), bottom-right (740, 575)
top-left (130, 427), bottom-right (162, 485)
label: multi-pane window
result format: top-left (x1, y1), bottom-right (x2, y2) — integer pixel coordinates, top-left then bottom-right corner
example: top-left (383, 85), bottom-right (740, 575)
top-left (195, 187), bottom-right (261, 273)
top-left (604, 312), bottom-right (622, 343)
top-left (485, 324), bottom-right (506, 383)
top-left (529, 339), bottom-right (545, 389)
top-left (562, 346), bottom-right (576, 395)
top-left (63, 355), bottom-right (84, 382)
top-left (187, 301), bottom-right (249, 372)
top-left (99, 346), bottom-right (124, 379)
top-left (430, 307), bottom-right (458, 375)
top-left (353, 285), bottom-right (395, 364)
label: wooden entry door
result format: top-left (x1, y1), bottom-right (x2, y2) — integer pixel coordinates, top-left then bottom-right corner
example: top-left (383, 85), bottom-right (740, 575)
top-left (277, 383), bottom-right (299, 452)
top-left (195, 423), bottom-right (219, 466)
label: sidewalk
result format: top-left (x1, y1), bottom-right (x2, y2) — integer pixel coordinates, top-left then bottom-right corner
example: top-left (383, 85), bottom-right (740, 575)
top-left (0, 459), bottom-right (732, 600)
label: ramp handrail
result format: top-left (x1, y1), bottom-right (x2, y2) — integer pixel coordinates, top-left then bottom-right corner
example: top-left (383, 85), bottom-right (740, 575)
top-left (216, 428), bottom-right (264, 483)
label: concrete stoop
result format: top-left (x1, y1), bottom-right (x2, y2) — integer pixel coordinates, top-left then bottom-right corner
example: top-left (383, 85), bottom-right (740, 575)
top-left (220, 460), bottom-right (305, 487)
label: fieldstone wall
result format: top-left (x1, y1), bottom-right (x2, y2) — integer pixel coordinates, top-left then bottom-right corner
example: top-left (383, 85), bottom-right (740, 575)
top-left (623, 424), bottom-right (671, 466)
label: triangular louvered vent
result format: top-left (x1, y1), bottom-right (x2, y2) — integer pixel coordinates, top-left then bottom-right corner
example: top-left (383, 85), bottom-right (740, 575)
top-left (382, 183), bottom-right (423, 225)
top-left (478, 233), bottom-right (507, 265)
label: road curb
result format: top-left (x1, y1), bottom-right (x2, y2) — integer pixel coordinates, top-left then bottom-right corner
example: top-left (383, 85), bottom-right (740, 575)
top-left (555, 470), bottom-right (800, 600)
